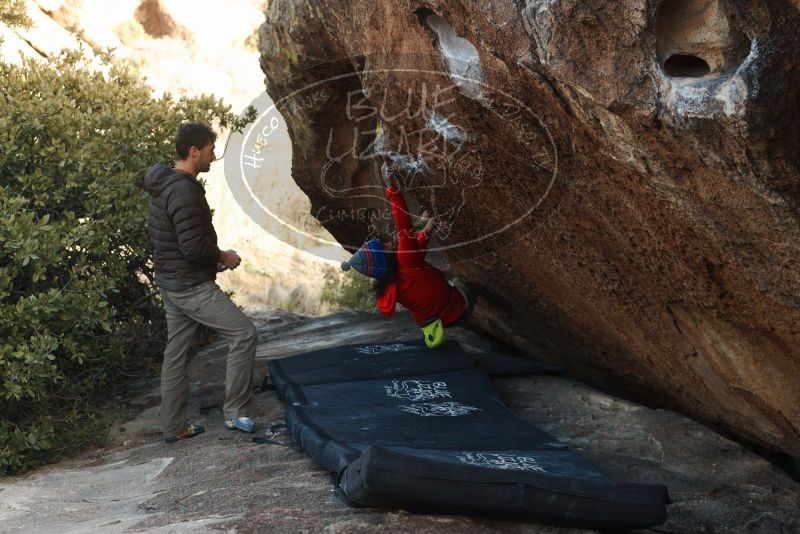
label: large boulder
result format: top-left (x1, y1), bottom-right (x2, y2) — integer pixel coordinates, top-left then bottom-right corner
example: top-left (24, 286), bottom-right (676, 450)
top-left (257, 0), bottom-right (800, 459)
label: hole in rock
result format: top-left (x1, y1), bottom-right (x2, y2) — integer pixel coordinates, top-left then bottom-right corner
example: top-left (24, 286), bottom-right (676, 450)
top-left (655, 0), bottom-right (751, 78)
top-left (414, 7), bottom-right (435, 25)
top-left (663, 54), bottom-right (711, 77)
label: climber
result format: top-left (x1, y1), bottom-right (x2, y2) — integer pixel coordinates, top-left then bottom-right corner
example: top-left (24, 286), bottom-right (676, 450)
top-left (341, 160), bottom-right (477, 347)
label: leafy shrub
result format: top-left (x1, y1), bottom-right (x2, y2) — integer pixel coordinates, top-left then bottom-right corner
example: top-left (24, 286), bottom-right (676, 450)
top-left (320, 267), bottom-right (375, 312)
top-left (0, 45), bottom-right (251, 474)
top-left (0, 0), bottom-right (30, 29)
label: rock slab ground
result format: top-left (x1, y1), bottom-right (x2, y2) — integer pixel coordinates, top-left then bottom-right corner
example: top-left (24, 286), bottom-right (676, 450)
top-left (0, 311), bottom-right (798, 533)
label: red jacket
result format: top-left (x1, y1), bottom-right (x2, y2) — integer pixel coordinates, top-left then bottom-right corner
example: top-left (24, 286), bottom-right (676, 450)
top-left (377, 188), bottom-right (466, 326)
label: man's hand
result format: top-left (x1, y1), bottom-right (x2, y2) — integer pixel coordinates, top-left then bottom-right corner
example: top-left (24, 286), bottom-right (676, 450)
top-left (219, 249), bottom-right (241, 270)
top-left (381, 161), bottom-right (399, 190)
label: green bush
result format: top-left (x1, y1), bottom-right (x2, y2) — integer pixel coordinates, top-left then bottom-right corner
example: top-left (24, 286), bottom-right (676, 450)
top-left (0, 0), bottom-right (30, 29)
top-left (0, 45), bottom-right (251, 474)
top-left (320, 267), bottom-right (375, 312)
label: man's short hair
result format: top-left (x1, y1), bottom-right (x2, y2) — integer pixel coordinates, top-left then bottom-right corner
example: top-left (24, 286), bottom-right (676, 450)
top-left (175, 122), bottom-right (217, 160)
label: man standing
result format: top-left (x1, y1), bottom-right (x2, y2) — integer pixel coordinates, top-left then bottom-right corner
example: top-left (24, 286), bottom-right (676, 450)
top-left (144, 122), bottom-right (258, 442)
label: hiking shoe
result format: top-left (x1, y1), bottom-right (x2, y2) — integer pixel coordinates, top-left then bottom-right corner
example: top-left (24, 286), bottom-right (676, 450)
top-left (164, 424), bottom-right (205, 443)
top-left (225, 416), bottom-right (255, 433)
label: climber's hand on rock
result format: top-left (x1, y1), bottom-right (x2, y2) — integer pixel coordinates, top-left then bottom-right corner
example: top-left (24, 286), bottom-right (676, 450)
top-left (421, 210), bottom-right (436, 234)
top-left (216, 262), bottom-right (228, 273)
top-left (381, 161), bottom-right (399, 190)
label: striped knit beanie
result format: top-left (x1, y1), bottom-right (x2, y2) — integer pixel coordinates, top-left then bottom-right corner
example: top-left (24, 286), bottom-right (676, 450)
top-left (341, 239), bottom-right (393, 279)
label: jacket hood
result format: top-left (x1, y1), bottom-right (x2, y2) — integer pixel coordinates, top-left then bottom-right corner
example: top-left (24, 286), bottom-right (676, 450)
top-left (144, 164), bottom-right (190, 197)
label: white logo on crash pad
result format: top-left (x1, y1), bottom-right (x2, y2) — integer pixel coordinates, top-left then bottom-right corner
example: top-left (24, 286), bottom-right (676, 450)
top-left (458, 453), bottom-right (546, 473)
top-left (385, 380), bottom-right (451, 401)
top-left (400, 401), bottom-right (481, 417)
top-left (354, 343), bottom-right (415, 355)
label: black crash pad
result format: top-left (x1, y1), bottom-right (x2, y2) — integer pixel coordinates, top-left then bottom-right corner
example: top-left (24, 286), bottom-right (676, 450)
top-left (268, 339), bottom-right (564, 400)
top-left (266, 341), bottom-right (669, 529)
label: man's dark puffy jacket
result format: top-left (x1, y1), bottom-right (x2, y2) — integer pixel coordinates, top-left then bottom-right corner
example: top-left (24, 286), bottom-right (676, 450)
top-left (144, 164), bottom-right (220, 291)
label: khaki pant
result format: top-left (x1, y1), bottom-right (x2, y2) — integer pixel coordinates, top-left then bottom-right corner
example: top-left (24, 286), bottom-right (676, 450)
top-left (159, 281), bottom-right (258, 438)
